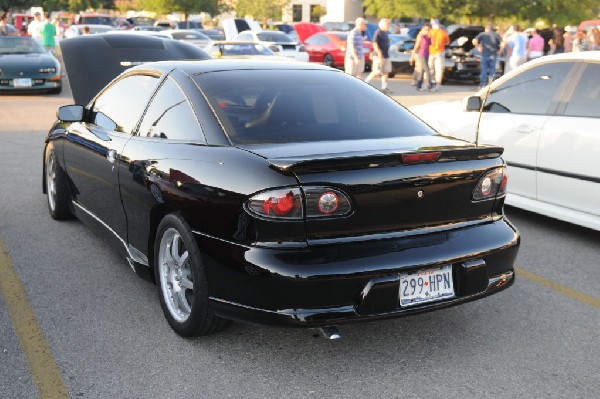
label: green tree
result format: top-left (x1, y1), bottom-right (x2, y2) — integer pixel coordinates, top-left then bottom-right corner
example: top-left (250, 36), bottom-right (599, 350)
top-left (235, 0), bottom-right (289, 22)
top-left (1, 0), bottom-right (36, 15)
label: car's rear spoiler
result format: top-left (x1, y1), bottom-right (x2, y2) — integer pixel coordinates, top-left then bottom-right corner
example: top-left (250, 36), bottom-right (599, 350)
top-left (267, 145), bottom-right (504, 173)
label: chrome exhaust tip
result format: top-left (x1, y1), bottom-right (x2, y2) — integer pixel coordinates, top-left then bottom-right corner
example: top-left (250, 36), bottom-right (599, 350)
top-left (318, 326), bottom-right (341, 340)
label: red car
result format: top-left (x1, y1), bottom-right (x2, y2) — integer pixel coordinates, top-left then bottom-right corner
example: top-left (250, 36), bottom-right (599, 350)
top-left (303, 31), bottom-right (372, 69)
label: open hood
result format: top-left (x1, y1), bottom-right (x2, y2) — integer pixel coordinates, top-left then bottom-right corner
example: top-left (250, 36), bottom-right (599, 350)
top-left (448, 25), bottom-right (484, 53)
top-left (60, 33), bottom-right (210, 105)
top-left (294, 22), bottom-right (325, 43)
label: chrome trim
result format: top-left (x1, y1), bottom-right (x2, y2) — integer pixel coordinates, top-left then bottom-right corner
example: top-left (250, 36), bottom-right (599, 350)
top-left (72, 201), bottom-right (149, 267)
top-left (191, 229), bottom-right (251, 248)
top-left (487, 271), bottom-right (514, 291)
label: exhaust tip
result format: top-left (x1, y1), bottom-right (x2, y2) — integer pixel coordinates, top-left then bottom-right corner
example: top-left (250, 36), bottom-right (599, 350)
top-left (318, 326), bottom-right (341, 340)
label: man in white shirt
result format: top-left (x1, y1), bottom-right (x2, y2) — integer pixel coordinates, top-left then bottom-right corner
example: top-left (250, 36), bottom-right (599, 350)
top-left (27, 12), bottom-right (44, 43)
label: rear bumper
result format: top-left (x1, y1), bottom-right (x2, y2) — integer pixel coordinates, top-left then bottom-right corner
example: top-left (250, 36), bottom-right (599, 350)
top-left (196, 218), bottom-right (519, 327)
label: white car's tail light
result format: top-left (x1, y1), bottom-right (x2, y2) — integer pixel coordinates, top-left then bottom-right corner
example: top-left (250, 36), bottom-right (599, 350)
top-left (472, 167), bottom-right (507, 201)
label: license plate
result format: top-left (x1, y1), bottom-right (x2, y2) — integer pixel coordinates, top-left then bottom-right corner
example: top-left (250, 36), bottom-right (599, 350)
top-left (13, 78), bottom-right (32, 88)
top-left (399, 265), bottom-right (454, 307)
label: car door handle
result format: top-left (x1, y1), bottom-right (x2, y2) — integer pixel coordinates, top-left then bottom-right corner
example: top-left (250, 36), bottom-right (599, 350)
top-left (516, 126), bottom-right (534, 134)
top-left (106, 149), bottom-right (117, 164)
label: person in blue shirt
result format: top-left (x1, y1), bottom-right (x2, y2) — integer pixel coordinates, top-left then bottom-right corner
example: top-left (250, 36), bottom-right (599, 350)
top-left (365, 18), bottom-right (392, 93)
top-left (345, 17), bottom-right (367, 79)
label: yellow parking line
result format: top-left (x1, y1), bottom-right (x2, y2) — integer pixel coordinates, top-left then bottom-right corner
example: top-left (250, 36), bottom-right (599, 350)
top-left (516, 267), bottom-right (600, 310)
top-left (0, 239), bottom-right (69, 399)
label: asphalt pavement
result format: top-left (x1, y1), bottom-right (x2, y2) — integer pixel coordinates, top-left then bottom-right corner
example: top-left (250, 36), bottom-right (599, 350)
top-left (1, 77), bottom-right (599, 399)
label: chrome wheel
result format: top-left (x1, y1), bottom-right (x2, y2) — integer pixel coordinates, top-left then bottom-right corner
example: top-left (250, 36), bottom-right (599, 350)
top-left (158, 228), bottom-right (194, 323)
top-left (46, 154), bottom-right (57, 212)
top-left (324, 54), bottom-right (334, 67)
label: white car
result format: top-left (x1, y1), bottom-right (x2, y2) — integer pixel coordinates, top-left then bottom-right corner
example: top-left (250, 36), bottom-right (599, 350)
top-left (107, 29), bottom-right (211, 48)
top-left (64, 24), bottom-right (114, 39)
top-left (410, 51), bottom-right (600, 231)
top-left (233, 30), bottom-right (309, 62)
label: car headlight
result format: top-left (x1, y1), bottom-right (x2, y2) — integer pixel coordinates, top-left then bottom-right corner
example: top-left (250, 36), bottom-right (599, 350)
top-left (39, 67), bottom-right (57, 73)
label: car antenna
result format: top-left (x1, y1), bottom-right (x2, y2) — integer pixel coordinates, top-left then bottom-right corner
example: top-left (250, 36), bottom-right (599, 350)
top-left (474, 77), bottom-right (495, 147)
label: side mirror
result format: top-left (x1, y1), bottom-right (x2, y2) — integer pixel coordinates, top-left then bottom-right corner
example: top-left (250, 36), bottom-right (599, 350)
top-left (465, 96), bottom-right (482, 111)
top-left (57, 105), bottom-right (84, 122)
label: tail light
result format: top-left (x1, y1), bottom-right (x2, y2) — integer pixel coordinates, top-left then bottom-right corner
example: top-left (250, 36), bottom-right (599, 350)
top-left (245, 187), bottom-right (352, 220)
top-left (401, 151), bottom-right (441, 164)
top-left (246, 188), bottom-right (303, 220)
top-left (472, 167), bottom-right (507, 201)
top-left (304, 187), bottom-right (352, 218)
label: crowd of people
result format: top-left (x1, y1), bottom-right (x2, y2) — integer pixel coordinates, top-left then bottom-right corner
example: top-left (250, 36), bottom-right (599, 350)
top-left (342, 16), bottom-right (600, 92)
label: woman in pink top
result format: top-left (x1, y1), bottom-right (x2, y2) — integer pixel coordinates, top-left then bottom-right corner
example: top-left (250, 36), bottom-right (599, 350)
top-left (527, 29), bottom-right (545, 60)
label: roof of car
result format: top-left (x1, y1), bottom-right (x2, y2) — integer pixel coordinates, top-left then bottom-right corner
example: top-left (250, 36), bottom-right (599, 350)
top-left (131, 59), bottom-right (336, 75)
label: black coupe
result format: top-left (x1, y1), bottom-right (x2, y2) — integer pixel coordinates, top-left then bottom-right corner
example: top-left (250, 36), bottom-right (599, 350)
top-left (44, 34), bottom-right (519, 338)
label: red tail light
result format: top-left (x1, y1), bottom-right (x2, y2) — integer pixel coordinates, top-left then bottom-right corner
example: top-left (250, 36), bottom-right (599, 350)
top-left (245, 187), bottom-right (352, 220)
top-left (246, 188), bottom-right (303, 220)
top-left (401, 152), bottom-right (441, 164)
top-left (472, 167), bottom-right (507, 201)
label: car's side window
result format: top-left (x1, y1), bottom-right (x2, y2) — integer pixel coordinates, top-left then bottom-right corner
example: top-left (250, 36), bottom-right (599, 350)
top-left (563, 63), bottom-right (600, 118)
top-left (305, 35), bottom-right (319, 45)
top-left (92, 74), bottom-right (159, 134)
top-left (485, 62), bottom-right (575, 115)
top-left (137, 77), bottom-right (205, 142)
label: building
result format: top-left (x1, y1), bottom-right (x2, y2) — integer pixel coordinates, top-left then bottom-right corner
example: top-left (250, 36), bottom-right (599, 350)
top-left (283, 0), bottom-right (363, 23)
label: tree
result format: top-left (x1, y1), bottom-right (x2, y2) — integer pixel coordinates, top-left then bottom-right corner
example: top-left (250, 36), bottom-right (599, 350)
top-left (235, 0), bottom-right (289, 22)
top-left (0, 0), bottom-right (36, 15)
top-left (174, 0), bottom-right (219, 22)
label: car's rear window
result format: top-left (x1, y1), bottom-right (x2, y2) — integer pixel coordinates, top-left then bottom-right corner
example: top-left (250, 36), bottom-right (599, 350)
top-left (193, 69), bottom-right (434, 145)
top-left (256, 32), bottom-right (294, 43)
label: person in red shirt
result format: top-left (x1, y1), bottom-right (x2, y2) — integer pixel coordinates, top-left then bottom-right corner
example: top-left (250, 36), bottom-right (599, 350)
top-left (427, 19), bottom-right (449, 92)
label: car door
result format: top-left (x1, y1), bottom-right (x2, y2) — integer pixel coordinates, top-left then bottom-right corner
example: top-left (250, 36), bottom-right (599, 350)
top-left (118, 74), bottom-right (208, 260)
top-left (477, 61), bottom-right (577, 201)
top-left (305, 34), bottom-right (325, 62)
top-left (536, 61), bottom-right (600, 219)
top-left (62, 73), bottom-right (160, 253)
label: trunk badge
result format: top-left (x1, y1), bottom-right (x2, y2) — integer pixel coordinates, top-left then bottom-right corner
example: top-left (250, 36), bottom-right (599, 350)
top-left (417, 190), bottom-right (424, 199)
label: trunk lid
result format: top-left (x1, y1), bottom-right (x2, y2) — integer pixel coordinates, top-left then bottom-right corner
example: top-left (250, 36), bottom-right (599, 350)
top-left (239, 136), bottom-right (504, 241)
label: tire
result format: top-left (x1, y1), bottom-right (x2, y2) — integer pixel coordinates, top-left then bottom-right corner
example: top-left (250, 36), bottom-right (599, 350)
top-left (45, 147), bottom-right (72, 220)
top-left (154, 213), bottom-right (230, 337)
top-left (323, 53), bottom-right (334, 67)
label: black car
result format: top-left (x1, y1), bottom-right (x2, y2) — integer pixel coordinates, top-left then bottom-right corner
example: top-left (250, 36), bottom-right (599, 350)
top-left (444, 25), bottom-right (484, 83)
top-left (44, 34), bottom-right (519, 338)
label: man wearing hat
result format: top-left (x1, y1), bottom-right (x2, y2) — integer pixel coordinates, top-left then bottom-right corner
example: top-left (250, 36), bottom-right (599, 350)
top-left (428, 19), bottom-right (449, 92)
top-left (473, 22), bottom-right (501, 87)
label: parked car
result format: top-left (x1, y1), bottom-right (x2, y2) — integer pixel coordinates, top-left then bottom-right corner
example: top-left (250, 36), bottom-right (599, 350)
top-left (10, 14), bottom-right (34, 36)
top-left (0, 36), bottom-right (62, 94)
top-left (45, 33), bottom-right (519, 338)
top-left (443, 25), bottom-right (484, 83)
top-left (75, 13), bottom-right (112, 26)
top-left (119, 29), bottom-right (212, 48)
top-left (233, 30), bottom-right (309, 62)
top-left (204, 41), bottom-right (277, 58)
top-left (388, 36), bottom-right (416, 77)
top-left (199, 29), bottom-right (225, 41)
top-left (175, 20), bottom-right (203, 30)
top-left (221, 18), bottom-right (262, 41)
top-left (303, 31), bottom-right (372, 69)
top-left (410, 52), bottom-right (600, 231)
top-left (64, 24), bottom-right (114, 39)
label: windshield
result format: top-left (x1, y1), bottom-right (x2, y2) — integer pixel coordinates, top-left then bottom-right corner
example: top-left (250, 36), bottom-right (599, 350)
top-left (213, 43), bottom-right (274, 56)
top-left (194, 70), bottom-right (434, 145)
top-left (256, 32), bottom-right (294, 43)
top-left (0, 37), bottom-right (44, 54)
top-left (79, 16), bottom-right (112, 25)
top-left (172, 31), bottom-right (210, 41)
